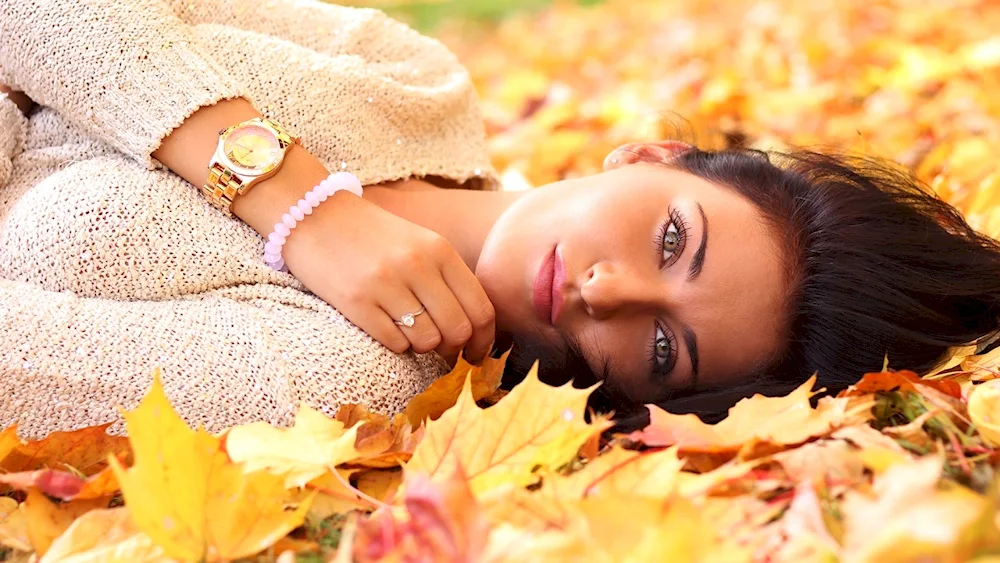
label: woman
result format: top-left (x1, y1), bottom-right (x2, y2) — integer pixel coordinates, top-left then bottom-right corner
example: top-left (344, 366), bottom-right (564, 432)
top-left (1, 0), bottom-right (998, 439)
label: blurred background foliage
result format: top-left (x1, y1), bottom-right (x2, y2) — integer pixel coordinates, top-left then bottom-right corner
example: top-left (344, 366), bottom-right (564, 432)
top-left (342, 0), bottom-right (1000, 238)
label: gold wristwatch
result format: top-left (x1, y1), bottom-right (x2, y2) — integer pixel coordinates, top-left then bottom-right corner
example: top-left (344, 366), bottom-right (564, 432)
top-left (202, 116), bottom-right (300, 214)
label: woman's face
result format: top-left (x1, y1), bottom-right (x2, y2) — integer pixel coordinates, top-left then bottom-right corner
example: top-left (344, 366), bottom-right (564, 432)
top-left (476, 152), bottom-right (790, 404)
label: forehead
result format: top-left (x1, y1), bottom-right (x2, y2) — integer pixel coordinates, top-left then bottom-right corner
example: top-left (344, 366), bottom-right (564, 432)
top-left (662, 167), bottom-right (789, 386)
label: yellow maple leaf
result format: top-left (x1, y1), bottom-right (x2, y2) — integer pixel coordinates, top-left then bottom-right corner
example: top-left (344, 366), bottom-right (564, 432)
top-left (405, 363), bottom-right (608, 494)
top-left (108, 371), bottom-right (312, 562)
top-left (225, 404), bottom-right (361, 488)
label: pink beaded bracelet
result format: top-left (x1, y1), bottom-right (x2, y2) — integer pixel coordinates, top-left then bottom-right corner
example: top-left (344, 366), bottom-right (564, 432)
top-left (263, 172), bottom-right (363, 272)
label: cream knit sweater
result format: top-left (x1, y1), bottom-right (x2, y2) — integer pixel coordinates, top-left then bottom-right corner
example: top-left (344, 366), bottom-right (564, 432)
top-left (0, 0), bottom-right (498, 439)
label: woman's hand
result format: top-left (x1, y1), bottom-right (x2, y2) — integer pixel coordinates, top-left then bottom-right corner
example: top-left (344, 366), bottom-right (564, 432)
top-left (280, 191), bottom-right (497, 365)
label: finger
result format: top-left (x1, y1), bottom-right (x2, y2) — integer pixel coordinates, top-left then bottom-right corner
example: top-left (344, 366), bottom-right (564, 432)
top-left (410, 274), bottom-right (472, 362)
top-left (440, 259), bottom-right (496, 365)
top-left (383, 293), bottom-right (442, 355)
top-left (333, 293), bottom-right (412, 355)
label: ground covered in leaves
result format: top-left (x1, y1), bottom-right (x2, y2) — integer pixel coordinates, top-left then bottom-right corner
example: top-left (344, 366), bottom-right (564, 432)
top-left (4, 0), bottom-right (1000, 561)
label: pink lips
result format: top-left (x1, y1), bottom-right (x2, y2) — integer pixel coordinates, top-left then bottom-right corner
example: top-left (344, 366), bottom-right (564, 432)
top-left (533, 246), bottom-right (566, 326)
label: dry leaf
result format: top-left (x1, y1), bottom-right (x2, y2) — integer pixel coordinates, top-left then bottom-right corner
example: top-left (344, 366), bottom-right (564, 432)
top-left (355, 468), bottom-right (491, 563)
top-left (544, 445), bottom-right (684, 500)
top-left (404, 351), bottom-right (509, 427)
top-left (0, 497), bottom-right (30, 552)
top-left (38, 507), bottom-right (170, 563)
top-left (0, 423), bottom-right (131, 480)
top-left (405, 363), bottom-right (608, 494)
top-left (225, 404), bottom-right (361, 488)
top-left (839, 370), bottom-right (963, 400)
top-left (0, 466), bottom-right (120, 501)
top-left (968, 379), bottom-right (1000, 447)
top-left (108, 372), bottom-right (312, 562)
top-left (23, 489), bottom-right (108, 556)
top-left (630, 376), bottom-right (872, 462)
top-left (841, 456), bottom-right (1000, 561)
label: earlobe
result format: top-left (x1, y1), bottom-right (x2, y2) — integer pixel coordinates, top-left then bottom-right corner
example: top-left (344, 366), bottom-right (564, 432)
top-left (603, 141), bottom-right (694, 171)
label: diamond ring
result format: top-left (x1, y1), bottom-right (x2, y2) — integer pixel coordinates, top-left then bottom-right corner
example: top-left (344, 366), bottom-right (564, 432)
top-left (394, 306), bottom-right (426, 328)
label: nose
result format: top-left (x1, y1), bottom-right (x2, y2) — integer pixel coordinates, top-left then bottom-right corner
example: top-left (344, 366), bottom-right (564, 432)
top-left (579, 261), bottom-right (661, 320)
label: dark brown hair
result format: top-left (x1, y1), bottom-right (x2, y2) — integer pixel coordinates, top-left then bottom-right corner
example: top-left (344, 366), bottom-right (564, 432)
top-left (501, 147), bottom-right (1000, 427)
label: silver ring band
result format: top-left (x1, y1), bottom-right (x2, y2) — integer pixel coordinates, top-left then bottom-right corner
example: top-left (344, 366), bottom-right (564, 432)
top-left (394, 306), bottom-right (426, 328)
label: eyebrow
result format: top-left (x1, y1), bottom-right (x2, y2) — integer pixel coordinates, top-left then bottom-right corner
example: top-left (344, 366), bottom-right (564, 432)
top-left (682, 325), bottom-right (699, 385)
top-left (687, 202), bottom-right (708, 281)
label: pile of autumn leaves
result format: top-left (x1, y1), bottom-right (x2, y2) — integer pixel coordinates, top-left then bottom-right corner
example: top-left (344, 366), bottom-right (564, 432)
top-left (3, 348), bottom-right (1000, 561)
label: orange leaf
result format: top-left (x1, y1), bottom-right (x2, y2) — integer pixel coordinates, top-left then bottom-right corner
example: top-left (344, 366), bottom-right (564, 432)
top-left (839, 370), bottom-right (963, 400)
top-left (631, 375), bottom-right (873, 462)
top-left (404, 351), bottom-right (509, 427)
top-left (0, 423), bottom-right (131, 485)
top-left (0, 465), bottom-right (121, 501)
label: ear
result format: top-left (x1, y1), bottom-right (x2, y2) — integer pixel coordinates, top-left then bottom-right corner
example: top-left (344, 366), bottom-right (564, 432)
top-left (603, 140), bottom-right (694, 172)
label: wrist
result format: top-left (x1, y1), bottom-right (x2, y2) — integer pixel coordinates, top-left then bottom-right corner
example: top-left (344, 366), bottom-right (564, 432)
top-left (230, 143), bottom-right (331, 236)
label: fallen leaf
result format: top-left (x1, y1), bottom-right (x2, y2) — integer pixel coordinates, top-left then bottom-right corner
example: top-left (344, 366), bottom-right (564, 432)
top-left (544, 445), bottom-right (684, 500)
top-left (772, 440), bottom-right (867, 491)
top-left (0, 497), bottom-right (30, 552)
top-left (841, 456), bottom-right (1000, 561)
top-left (405, 363), bottom-right (608, 494)
top-left (298, 468), bottom-right (370, 523)
top-left (404, 351), bottom-right (509, 427)
top-left (630, 376), bottom-right (873, 463)
top-left (355, 467), bottom-right (491, 563)
top-left (108, 371), bottom-right (312, 562)
top-left (0, 465), bottom-right (120, 501)
top-left (23, 489), bottom-right (108, 556)
top-left (968, 379), bottom-right (1000, 447)
top-left (839, 370), bottom-right (963, 401)
top-left (225, 403), bottom-right (361, 488)
top-left (38, 507), bottom-right (170, 563)
top-left (0, 423), bottom-right (131, 487)
top-left (356, 468), bottom-right (403, 505)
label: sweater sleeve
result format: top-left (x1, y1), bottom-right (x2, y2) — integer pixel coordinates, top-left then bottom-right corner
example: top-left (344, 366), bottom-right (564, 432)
top-left (0, 0), bottom-right (251, 171)
top-left (0, 279), bottom-right (443, 440)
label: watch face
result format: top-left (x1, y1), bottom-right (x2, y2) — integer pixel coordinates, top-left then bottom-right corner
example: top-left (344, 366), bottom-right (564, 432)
top-left (223, 124), bottom-right (282, 172)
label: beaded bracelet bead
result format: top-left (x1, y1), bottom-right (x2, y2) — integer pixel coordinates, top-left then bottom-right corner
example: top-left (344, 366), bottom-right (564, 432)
top-left (263, 171), bottom-right (363, 272)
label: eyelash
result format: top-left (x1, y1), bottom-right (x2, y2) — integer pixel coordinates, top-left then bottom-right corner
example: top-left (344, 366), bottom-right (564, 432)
top-left (647, 208), bottom-right (688, 378)
top-left (653, 209), bottom-right (689, 269)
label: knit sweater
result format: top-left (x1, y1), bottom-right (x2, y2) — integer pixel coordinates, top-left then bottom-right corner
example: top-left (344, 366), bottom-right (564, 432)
top-left (0, 0), bottom-right (499, 439)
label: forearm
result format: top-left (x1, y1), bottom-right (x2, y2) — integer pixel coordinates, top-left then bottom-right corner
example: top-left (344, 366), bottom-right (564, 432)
top-left (151, 98), bottom-right (330, 236)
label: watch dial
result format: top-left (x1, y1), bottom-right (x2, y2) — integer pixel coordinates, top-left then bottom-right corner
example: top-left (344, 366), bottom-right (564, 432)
top-left (224, 125), bottom-right (282, 171)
